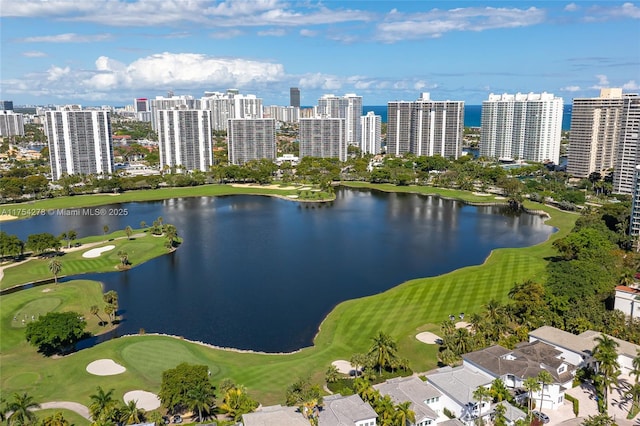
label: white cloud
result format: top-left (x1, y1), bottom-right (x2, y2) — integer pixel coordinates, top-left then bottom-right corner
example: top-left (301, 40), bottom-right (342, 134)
top-left (298, 73), bottom-right (342, 90)
top-left (377, 6), bottom-right (546, 42)
top-left (299, 29), bottom-right (317, 37)
top-left (623, 80), bottom-right (640, 90)
top-left (47, 65), bottom-right (71, 81)
top-left (560, 85), bottom-right (581, 92)
top-left (22, 51), bottom-right (47, 57)
top-left (1, 0), bottom-right (372, 28)
top-left (209, 29), bottom-right (244, 39)
top-left (257, 28), bottom-right (286, 37)
top-left (590, 74), bottom-right (611, 89)
top-left (564, 3), bottom-right (579, 12)
top-left (585, 2), bottom-right (640, 20)
top-left (18, 33), bottom-right (112, 43)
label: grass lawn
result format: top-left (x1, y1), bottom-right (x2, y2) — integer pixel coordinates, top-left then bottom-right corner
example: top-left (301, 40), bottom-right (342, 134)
top-left (0, 184), bottom-right (579, 408)
top-left (3, 183), bottom-right (333, 220)
top-left (1, 230), bottom-right (172, 290)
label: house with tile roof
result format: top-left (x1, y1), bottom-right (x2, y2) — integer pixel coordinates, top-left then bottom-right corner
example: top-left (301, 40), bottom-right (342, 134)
top-left (242, 404), bottom-right (309, 426)
top-left (318, 394), bottom-right (378, 426)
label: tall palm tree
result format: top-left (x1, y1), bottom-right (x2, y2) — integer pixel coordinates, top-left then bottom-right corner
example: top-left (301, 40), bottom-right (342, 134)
top-left (6, 392), bottom-right (40, 426)
top-left (632, 349), bottom-right (640, 384)
top-left (67, 230), bottom-right (77, 248)
top-left (325, 365), bottom-right (340, 384)
top-left (40, 411), bottom-right (70, 426)
top-left (350, 353), bottom-right (367, 377)
top-left (48, 259), bottom-right (62, 284)
top-left (368, 331), bottom-right (398, 374)
top-left (374, 395), bottom-right (395, 426)
top-left (393, 401), bottom-right (416, 426)
top-left (353, 378), bottom-right (378, 404)
top-left (124, 226), bottom-right (133, 240)
top-left (593, 334), bottom-right (621, 414)
top-left (89, 386), bottom-right (116, 422)
top-left (536, 370), bottom-right (554, 413)
top-left (90, 305), bottom-right (105, 325)
top-left (117, 250), bottom-right (128, 267)
top-left (472, 386), bottom-right (492, 424)
top-left (119, 400), bottom-right (145, 425)
top-left (187, 383), bottom-right (215, 422)
top-left (523, 377), bottom-right (541, 420)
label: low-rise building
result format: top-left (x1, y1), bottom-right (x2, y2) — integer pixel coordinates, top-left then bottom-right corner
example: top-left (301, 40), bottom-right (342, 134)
top-left (242, 404), bottom-right (309, 426)
top-left (374, 376), bottom-right (442, 426)
top-left (319, 394), bottom-right (378, 426)
top-left (614, 285), bottom-right (640, 318)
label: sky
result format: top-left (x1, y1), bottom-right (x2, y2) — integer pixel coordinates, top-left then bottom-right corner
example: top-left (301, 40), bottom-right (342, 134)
top-left (1, 0), bottom-right (639, 107)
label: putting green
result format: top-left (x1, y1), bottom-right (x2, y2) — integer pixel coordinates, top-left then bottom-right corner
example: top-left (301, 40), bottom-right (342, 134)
top-left (11, 297), bottom-right (62, 328)
top-left (121, 339), bottom-right (220, 382)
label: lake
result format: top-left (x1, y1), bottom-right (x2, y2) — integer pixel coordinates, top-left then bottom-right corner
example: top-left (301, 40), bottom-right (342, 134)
top-left (3, 187), bottom-right (554, 352)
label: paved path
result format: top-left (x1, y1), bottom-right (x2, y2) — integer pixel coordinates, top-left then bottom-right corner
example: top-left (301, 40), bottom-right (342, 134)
top-left (37, 401), bottom-right (91, 420)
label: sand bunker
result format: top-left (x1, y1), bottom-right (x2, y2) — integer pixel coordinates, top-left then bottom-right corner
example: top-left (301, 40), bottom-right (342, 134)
top-left (82, 245), bottom-right (115, 258)
top-left (455, 321), bottom-right (471, 329)
top-left (332, 360), bottom-right (355, 375)
top-left (123, 390), bottom-right (161, 410)
top-left (86, 359), bottom-right (126, 376)
top-left (416, 332), bottom-right (442, 344)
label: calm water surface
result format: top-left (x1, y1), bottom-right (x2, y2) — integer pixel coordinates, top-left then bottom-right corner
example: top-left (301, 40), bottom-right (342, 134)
top-left (3, 188), bottom-right (554, 352)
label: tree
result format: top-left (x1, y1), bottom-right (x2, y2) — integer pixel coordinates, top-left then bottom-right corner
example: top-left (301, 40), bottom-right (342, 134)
top-left (186, 382), bottom-right (216, 422)
top-left (102, 225), bottom-right (109, 235)
top-left (523, 377), bottom-right (541, 420)
top-left (593, 334), bottom-right (621, 414)
top-left (325, 364), bottom-right (341, 384)
top-left (285, 377), bottom-right (323, 408)
top-left (164, 224), bottom-right (178, 248)
top-left (159, 363), bottom-right (215, 414)
top-left (89, 386), bottom-right (116, 421)
top-left (125, 226), bottom-right (133, 240)
top-left (67, 230), bottom-right (77, 248)
top-left (493, 403), bottom-right (508, 426)
top-left (490, 378), bottom-right (511, 403)
top-left (119, 399), bottom-right (145, 425)
top-left (90, 305), bottom-right (105, 326)
top-left (117, 250), bottom-right (129, 268)
top-left (25, 311), bottom-right (87, 356)
top-left (353, 378), bottom-right (378, 405)
top-left (6, 392), bottom-right (40, 426)
top-left (103, 290), bottom-right (119, 323)
top-left (473, 386), bottom-right (491, 424)
top-left (219, 384), bottom-right (257, 422)
top-left (140, 221), bottom-right (147, 229)
top-left (393, 401), bottom-right (416, 426)
top-left (536, 370), bottom-right (554, 413)
top-left (48, 259), bottom-right (62, 284)
top-left (350, 353), bottom-right (367, 378)
top-left (25, 233), bottom-right (60, 255)
top-left (39, 411), bottom-right (70, 426)
top-left (582, 413), bottom-right (617, 426)
top-left (368, 331), bottom-right (398, 374)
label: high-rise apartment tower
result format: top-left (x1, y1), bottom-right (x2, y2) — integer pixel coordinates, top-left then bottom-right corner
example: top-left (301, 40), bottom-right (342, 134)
top-left (290, 88), bottom-right (300, 108)
top-left (299, 118), bottom-right (347, 161)
top-left (228, 118), bottom-right (276, 165)
top-left (157, 107), bottom-right (213, 172)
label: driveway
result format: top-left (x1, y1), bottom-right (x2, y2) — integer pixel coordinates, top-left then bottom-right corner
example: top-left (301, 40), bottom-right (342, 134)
top-left (549, 380), bottom-right (638, 426)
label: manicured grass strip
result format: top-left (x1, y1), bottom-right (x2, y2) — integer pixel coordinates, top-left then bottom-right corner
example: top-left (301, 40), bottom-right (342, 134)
top-left (0, 189), bottom-right (578, 407)
top-left (1, 232), bottom-right (170, 290)
top-left (3, 184), bottom-right (329, 220)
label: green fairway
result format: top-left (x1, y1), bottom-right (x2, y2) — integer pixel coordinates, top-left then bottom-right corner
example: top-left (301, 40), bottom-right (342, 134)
top-left (1, 231), bottom-right (172, 290)
top-left (0, 186), bottom-right (578, 408)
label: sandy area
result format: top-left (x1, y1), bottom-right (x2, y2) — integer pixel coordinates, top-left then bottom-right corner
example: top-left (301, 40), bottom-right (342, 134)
top-left (332, 360), bottom-right (355, 375)
top-left (455, 321), bottom-right (471, 329)
top-left (231, 183), bottom-right (298, 190)
top-left (287, 195), bottom-right (299, 198)
top-left (123, 390), bottom-right (161, 410)
top-left (495, 196), bottom-right (506, 200)
top-left (0, 214), bottom-right (18, 222)
top-left (86, 359), bottom-right (126, 376)
top-left (82, 245), bottom-right (115, 258)
top-left (416, 332), bottom-right (442, 344)
top-left (472, 192), bottom-right (492, 196)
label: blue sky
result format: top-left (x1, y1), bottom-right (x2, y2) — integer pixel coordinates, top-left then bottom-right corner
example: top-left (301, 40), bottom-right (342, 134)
top-left (1, 0), bottom-right (639, 107)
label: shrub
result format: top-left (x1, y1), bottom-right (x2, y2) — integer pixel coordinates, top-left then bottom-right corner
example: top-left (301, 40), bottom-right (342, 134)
top-left (443, 408), bottom-right (455, 419)
top-left (565, 394), bottom-right (579, 417)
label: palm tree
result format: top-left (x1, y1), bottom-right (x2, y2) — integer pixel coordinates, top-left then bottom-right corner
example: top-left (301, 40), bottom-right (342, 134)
top-left (67, 230), bottom-right (77, 248)
top-left (90, 305), bottom-right (105, 325)
top-left (536, 370), bottom-right (554, 413)
top-left (119, 400), bottom-right (145, 425)
top-left (374, 394), bottom-right (395, 426)
top-left (89, 386), bottom-right (116, 422)
top-left (523, 377), bottom-right (541, 420)
top-left (393, 401), bottom-right (416, 426)
top-left (48, 259), bottom-right (62, 284)
top-left (139, 221), bottom-right (147, 230)
top-left (117, 250), bottom-right (128, 267)
top-left (353, 378), bottom-right (378, 404)
top-left (350, 353), bottom-right (367, 377)
top-left (632, 349), bottom-right (640, 384)
top-left (124, 226), bottom-right (133, 240)
top-left (625, 382), bottom-right (640, 417)
top-left (40, 411), bottom-right (70, 426)
top-left (6, 392), bottom-right (40, 426)
top-left (187, 383), bottom-right (215, 422)
top-left (102, 225), bottom-right (109, 235)
top-left (593, 334), bottom-right (621, 414)
top-left (325, 365), bottom-right (341, 384)
top-left (220, 385), bottom-right (257, 422)
top-left (472, 386), bottom-right (492, 424)
top-left (368, 331), bottom-right (398, 374)
top-left (451, 327), bottom-right (472, 355)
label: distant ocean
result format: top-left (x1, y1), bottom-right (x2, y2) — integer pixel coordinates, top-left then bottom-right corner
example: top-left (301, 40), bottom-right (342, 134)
top-left (362, 105), bottom-right (572, 131)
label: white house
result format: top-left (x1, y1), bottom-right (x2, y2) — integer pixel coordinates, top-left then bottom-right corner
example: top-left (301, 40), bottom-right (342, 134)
top-left (614, 285), bottom-right (640, 319)
top-left (373, 376), bottom-right (443, 426)
top-left (462, 341), bottom-right (576, 410)
top-left (319, 394), bottom-right (378, 426)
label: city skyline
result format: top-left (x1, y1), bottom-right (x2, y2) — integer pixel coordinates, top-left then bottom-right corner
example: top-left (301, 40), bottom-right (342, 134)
top-left (1, 0), bottom-right (639, 106)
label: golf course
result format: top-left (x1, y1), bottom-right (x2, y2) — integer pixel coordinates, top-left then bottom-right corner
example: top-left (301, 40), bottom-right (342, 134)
top-left (0, 183), bottom-right (578, 410)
